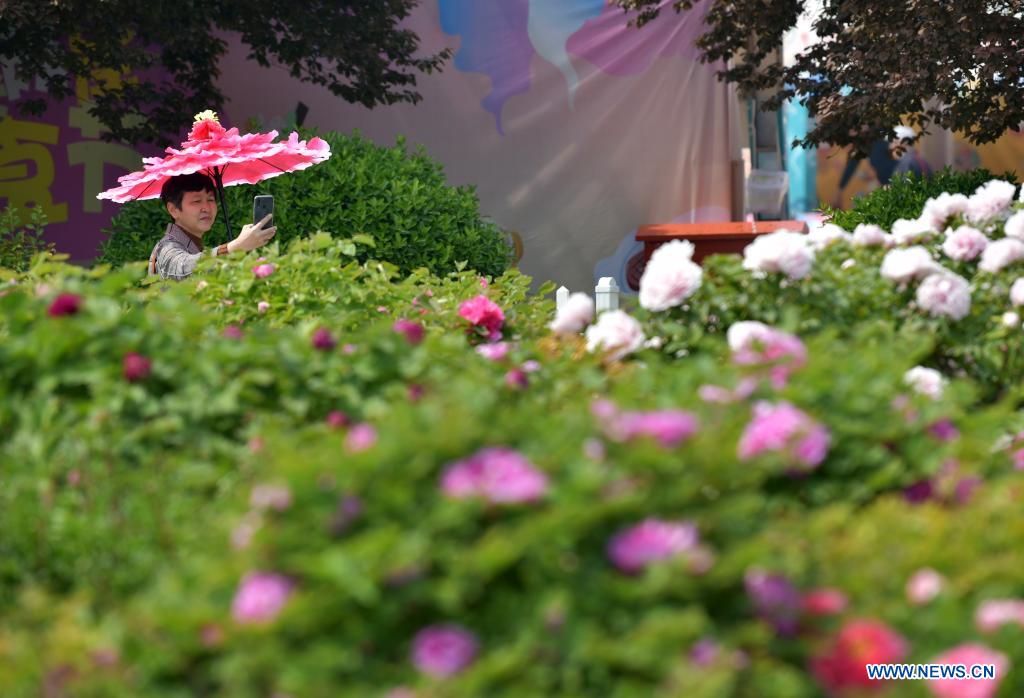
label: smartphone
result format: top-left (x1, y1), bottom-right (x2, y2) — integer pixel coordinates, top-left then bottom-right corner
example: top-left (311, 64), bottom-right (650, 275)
top-left (253, 195), bottom-right (274, 228)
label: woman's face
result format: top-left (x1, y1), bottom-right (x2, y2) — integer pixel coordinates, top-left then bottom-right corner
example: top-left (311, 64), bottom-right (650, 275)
top-left (167, 189), bottom-right (218, 236)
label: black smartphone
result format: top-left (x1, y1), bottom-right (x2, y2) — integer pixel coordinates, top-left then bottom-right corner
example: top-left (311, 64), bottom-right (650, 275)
top-left (253, 195), bottom-right (274, 228)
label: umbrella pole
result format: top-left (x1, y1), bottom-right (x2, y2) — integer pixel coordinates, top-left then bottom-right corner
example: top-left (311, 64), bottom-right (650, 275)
top-left (211, 167), bottom-right (232, 243)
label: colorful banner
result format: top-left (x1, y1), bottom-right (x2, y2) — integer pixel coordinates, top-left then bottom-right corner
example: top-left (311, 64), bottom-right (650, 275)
top-left (0, 62), bottom-right (153, 263)
top-left (218, 0), bottom-right (739, 294)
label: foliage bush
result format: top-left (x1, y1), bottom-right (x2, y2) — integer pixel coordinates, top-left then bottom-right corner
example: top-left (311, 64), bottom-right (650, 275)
top-left (1, 181), bottom-right (1024, 696)
top-left (823, 167), bottom-right (1018, 232)
top-left (0, 207), bottom-right (55, 272)
top-left (96, 130), bottom-right (513, 278)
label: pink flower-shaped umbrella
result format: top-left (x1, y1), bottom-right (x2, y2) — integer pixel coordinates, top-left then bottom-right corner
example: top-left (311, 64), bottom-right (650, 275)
top-left (97, 110), bottom-right (331, 237)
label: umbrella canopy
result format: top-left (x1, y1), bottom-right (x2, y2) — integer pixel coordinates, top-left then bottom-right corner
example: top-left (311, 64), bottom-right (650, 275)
top-left (98, 110), bottom-right (331, 238)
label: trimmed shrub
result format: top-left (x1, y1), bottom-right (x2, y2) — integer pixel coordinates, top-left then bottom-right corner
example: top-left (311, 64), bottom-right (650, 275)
top-left (824, 167), bottom-right (1018, 232)
top-left (96, 130), bottom-right (513, 278)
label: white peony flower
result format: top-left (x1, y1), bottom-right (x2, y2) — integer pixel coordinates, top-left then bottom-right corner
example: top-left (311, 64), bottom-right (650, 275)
top-left (1010, 278), bottom-right (1024, 306)
top-left (920, 193), bottom-right (969, 231)
top-left (916, 272), bottom-right (971, 321)
top-left (638, 240), bottom-right (703, 311)
top-left (585, 310), bottom-right (645, 361)
top-left (549, 292), bottom-right (595, 334)
top-left (891, 218), bottom-right (934, 246)
top-left (806, 223), bottom-right (851, 251)
top-left (979, 238), bottom-right (1024, 273)
top-left (941, 225), bottom-right (989, 262)
top-left (904, 366), bottom-right (946, 399)
top-left (852, 223), bottom-right (890, 247)
top-left (742, 230), bottom-right (815, 280)
top-left (1004, 210), bottom-right (1024, 240)
top-left (1001, 311), bottom-right (1020, 328)
top-left (966, 179), bottom-right (1016, 225)
top-left (880, 246), bottom-right (940, 284)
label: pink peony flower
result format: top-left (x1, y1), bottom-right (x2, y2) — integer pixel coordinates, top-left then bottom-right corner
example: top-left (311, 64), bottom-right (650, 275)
top-left (916, 272), bottom-right (971, 320)
top-left (231, 572), bottom-right (293, 625)
top-left (345, 423), bottom-right (377, 453)
top-left (47, 293), bottom-right (82, 317)
top-left (411, 624), bottom-right (478, 677)
top-left (806, 223), bottom-right (851, 250)
top-left (727, 321), bottom-right (807, 387)
top-left (393, 319), bottom-right (424, 345)
top-left (475, 342), bottom-right (511, 361)
top-left (122, 352), bottom-right (152, 382)
top-left (550, 292), bottom-right (595, 334)
top-left (257, 301), bottom-right (270, 313)
top-left (891, 217), bottom-right (934, 245)
top-left (742, 230), bottom-right (815, 280)
top-left (737, 401), bottom-right (830, 468)
top-left (904, 366), bottom-right (946, 399)
top-left (966, 179), bottom-right (1016, 225)
top-left (811, 619), bottom-right (908, 693)
top-left (1004, 210), bottom-right (1024, 240)
top-left (250, 484), bottom-right (292, 512)
top-left (880, 246), bottom-right (939, 283)
top-left (802, 588), bottom-right (848, 616)
top-left (638, 240), bottom-right (703, 311)
top-left (921, 192), bottom-right (969, 231)
top-left (222, 324), bottom-right (244, 339)
top-left (975, 599), bottom-right (1024, 633)
top-left (504, 368), bottom-right (528, 389)
top-left (906, 568), bottom-right (945, 605)
top-left (611, 409), bottom-right (700, 448)
top-left (942, 226), bottom-right (989, 261)
top-left (440, 447), bottom-right (548, 504)
top-left (187, 116), bottom-right (227, 141)
top-left (929, 643), bottom-right (1009, 698)
top-left (311, 327), bottom-right (336, 351)
top-left (458, 295), bottom-right (505, 335)
top-left (852, 223), bottom-right (890, 247)
top-left (584, 310), bottom-right (645, 361)
top-left (979, 238), bottom-right (1024, 273)
top-left (252, 263), bottom-right (276, 278)
top-left (607, 518), bottom-right (700, 574)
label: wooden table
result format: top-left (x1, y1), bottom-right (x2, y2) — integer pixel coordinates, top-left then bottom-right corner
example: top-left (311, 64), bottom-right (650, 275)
top-left (636, 220), bottom-right (809, 266)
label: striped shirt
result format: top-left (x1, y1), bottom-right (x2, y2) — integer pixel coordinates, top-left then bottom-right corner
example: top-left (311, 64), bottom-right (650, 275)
top-left (149, 223), bottom-right (229, 280)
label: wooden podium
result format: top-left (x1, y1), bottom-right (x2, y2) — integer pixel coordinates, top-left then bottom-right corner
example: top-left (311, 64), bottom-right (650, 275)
top-left (636, 220), bottom-right (809, 266)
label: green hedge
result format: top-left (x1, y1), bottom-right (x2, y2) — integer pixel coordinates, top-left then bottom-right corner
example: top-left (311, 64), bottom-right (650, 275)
top-left (97, 131), bottom-right (513, 278)
top-left (823, 167), bottom-right (1018, 231)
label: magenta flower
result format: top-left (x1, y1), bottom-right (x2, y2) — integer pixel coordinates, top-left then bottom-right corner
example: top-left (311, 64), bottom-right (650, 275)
top-left (252, 263), bottom-right (276, 278)
top-left (325, 410), bottom-right (350, 429)
top-left (606, 518), bottom-right (699, 574)
top-left (393, 319), bottom-right (425, 345)
top-left (616, 409), bottom-right (699, 448)
top-left (737, 401), bottom-right (831, 469)
top-left (407, 383), bottom-right (425, 402)
top-left (458, 295), bottom-right (505, 335)
top-left (929, 644), bottom-right (1009, 698)
top-left (47, 293), bottom-right (82, 317)
top-left (311, 327), bottom-right (336, 351)
top-left (222, 324), bottom-right (244, 339)
top-left (727, 321), bottom-right (807, 388)
top-left (802, 588), bottom-right (848, 616)
top-left (122, 352), bottom-right (152, 382)
top-left (689, 638), bottom-right (721, 666)
top-left (231, 572), bottom-right (293, 625)
top-left (345, 423), bottom-right (378, 453)
top-left (440, 447), bottom-right (548, 504)
top-left (411, 624), bottom-right (478, 678)
top-left (745, 568), bottom-right (802, 634)
top-left (928, 419), bottom-right (960, 442)
top-left (504, 368), bottom-right (528, 389)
